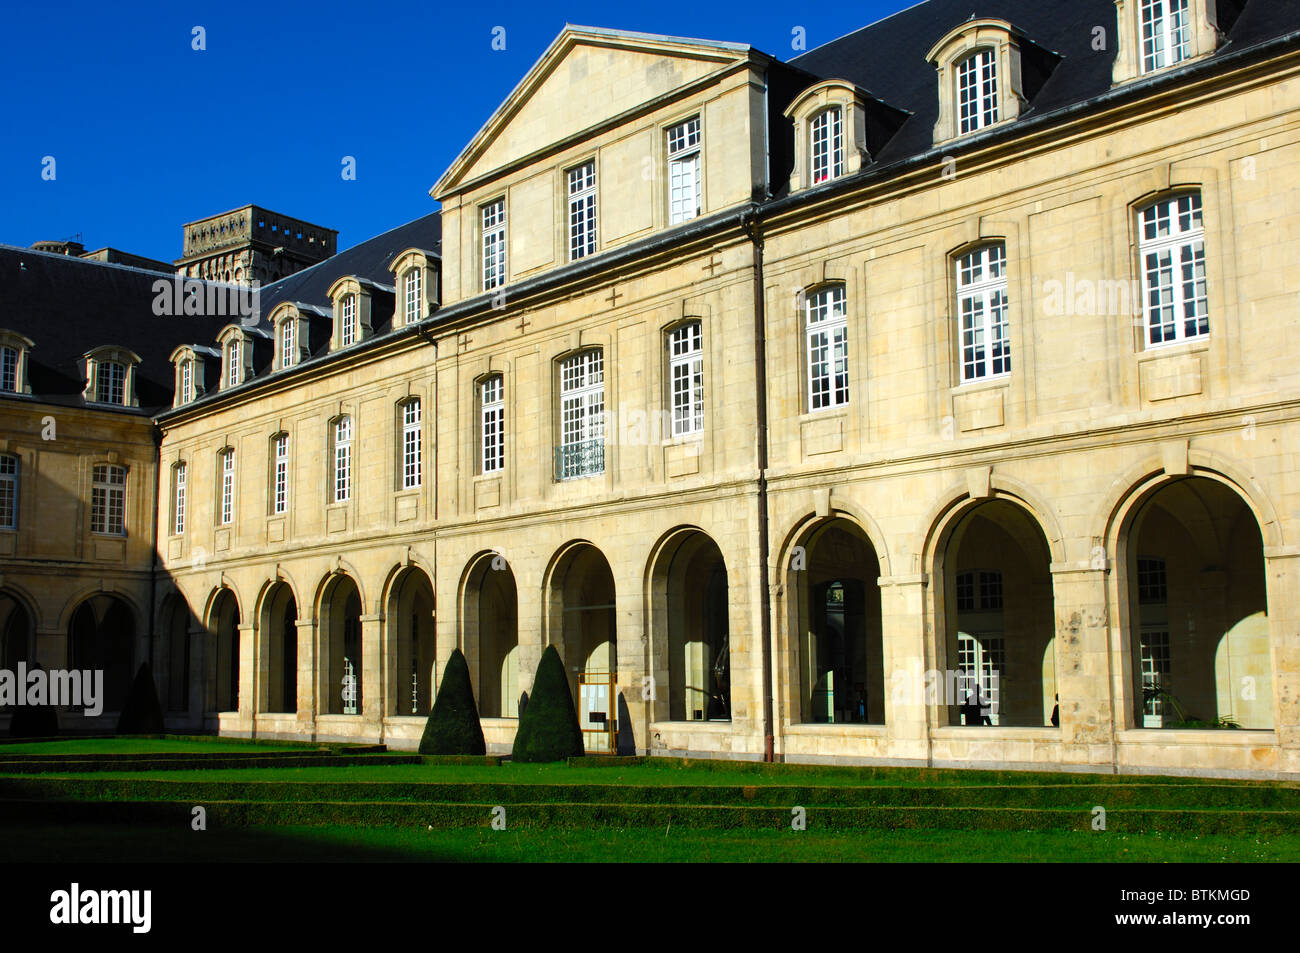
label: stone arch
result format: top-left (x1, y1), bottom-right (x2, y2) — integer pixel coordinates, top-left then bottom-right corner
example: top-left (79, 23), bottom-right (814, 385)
top-left (461, 551), bottom-right (518, 718)
top-left (317, 571), bottom-right (363, 716)
top-left (66, 592), bottom-right (138, 712)
top-left (256, 579), bottom-right (299, 715)
top-left (386, 565), bottom-right (436, 716)
top-left (205, 586), bottom-right (241, 714)
top-left (774, 503), bottom-right (894, 581)
top-left (0, 587), bottom-right (36, 672)
top-left (157, 590), bottom-right (196, 713)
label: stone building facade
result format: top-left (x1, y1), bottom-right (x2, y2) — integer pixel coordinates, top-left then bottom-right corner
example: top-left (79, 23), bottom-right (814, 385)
top-left (6, 0), bottom-right (1300, 778)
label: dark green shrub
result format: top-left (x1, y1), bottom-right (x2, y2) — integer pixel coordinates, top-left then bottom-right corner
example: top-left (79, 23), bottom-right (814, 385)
top-left (419, 649), bottom-right (486, 756)
top-left (116, 663), bottom-right (165, 734)
top-left (511, 645), bottom-right (584, 763)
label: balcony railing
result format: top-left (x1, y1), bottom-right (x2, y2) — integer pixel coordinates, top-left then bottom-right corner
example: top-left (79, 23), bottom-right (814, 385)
top-left (555, 438), bottom-right (604, 481)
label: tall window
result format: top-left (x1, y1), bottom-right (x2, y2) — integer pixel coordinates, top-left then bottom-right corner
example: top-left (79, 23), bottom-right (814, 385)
top-left (333, 417), bottom-right (352, 503)
top-left (226, 339), bottom-right (241, 387)
top-left (1139, 193), bottom-right (1208, 347)
top-left (340, 295), bottom-right (357, 346)
top-left (568, 161), bottom-right (598, 261)
top-left (402, 399), bottom-right (422, 490)
top-left (482, 199), bottom-right (507, 291)
top-left (91, 464), bottom-right (126, 535)
top-left (281, 318), bottom-right (296, 368)
top-left (404, 268), bottom-right (422, 326)
top-left (957, 48), bottom-right (999, 134)
top-left (172, 462), bottom-right (186, 535)
top-left (481, 376), bottom-right (504, 474)
top-left (0, 347), bottom-right (17, 393)
top-left (96, 361), bottom-right (126, 405)
top-left (1141, 0), bottom-right (1191, 73)
top-left (667, 116), bottom-right (702, 225)
top-left (218, 449), bottom-right (235, 525)
top-left (956, 244), bottom-right (1010, 382)
top-left (271, 434), bottom-right (289, 515)
top-left (179, 359), bottom-right (193, 403)
top-left (810, 107), bottom-right (844, 185)
top-left (0, 455), bottom-right (18, 530)
top-left (806, 285), bottom-right (849, 411)
top-left (669, 323), bottom-right (704, 436)
top-left (557, 351), bottom-right (605, 480)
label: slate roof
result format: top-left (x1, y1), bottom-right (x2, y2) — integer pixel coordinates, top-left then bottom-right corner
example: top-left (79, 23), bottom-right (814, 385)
top-left (787, 0), bottom-right (1295, 182)
top-left (0, 209), bottom-right (441, 416)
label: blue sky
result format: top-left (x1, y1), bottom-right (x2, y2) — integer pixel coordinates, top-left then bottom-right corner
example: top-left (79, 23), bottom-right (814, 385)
top-left (0, 0), bottom-right (905, 263)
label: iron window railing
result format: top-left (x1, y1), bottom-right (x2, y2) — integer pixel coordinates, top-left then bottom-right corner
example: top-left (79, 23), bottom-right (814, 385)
top-left (555, 438), bottom-right (604, 481)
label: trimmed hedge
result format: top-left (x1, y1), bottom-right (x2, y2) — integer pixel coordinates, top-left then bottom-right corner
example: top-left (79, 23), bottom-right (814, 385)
top-left (116, 664), bottom-right (165, 735)
top-left (511, 646), bottom-right (584, 763)
top-left (419, 650), bottom-right (486, 756)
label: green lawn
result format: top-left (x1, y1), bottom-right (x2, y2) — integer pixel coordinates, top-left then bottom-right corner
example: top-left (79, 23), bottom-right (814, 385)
top-left (0, 737), bottom-right (307, 755)
top-left (0, 822), bottom-right (1290, 863)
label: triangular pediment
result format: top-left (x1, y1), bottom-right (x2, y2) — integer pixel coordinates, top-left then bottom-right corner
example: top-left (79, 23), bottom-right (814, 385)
top-left (433, 25), bottom-right (752, 197)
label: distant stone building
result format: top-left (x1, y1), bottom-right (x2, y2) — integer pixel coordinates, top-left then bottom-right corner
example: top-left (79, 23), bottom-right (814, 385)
top-left (27, 239), bottom-right (170, 273)
top-left (174, 205), bottom-right (338, 286)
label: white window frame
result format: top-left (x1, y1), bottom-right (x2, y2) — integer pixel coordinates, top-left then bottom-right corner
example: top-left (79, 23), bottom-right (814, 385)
top-left (568, 161), bottom-right (598, 261)
top-left (957, 48), bottom-right (999, 134)
top-left (0, 455), bottom-right (18, 530)
top-left (1139, 193), bottom-right (1208, 348)
top-left (340, 294), bottom-right (357, 347)
top-left (333, 417), bottom-right (352, 503)
top-left (669, 323), bottom-right (704, 437)
top-left (272, 434), bottom-right (289, 515)
top-left (805, 286), bottom-right (849, 412)
top-left (172, 461), bottom-right (186, 535)
top-left (557, 351), bottom-right (605, 481)
top-left (481, 376), bottom-right (505, 474)
top-left (280, 318), bottom-right (296, 369)
top-left (667, 116), bottom-right (703, 225)
top-left (96, 361), bottom-right (126, 405)
top-left (218, 448), bottom-right (235, 526)
top-left (1141, 0), bottom-right (1192, 73)
top-left (91, 464), bottom-right (126, 536)
top-left (810, 107), bottom-right (844, 185)
top-left (403, 268), bottom-right (422, 326)
top-left (401, 399), bottom-right (422, 490)
top-left (956, 244), bottom-right (1011, 382)
top-left (0, 347), bottom-right (18, 393)
top-left (482, 199), bottom-right (507, 291)
top-left (226, 339), bottom-right (241, 387)
top-left (180, 359), bottom-right (193, 403)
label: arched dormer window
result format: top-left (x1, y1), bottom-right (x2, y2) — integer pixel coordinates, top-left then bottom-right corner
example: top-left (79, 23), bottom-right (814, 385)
top-left (169, 345), bottom-right (214, 407)
top-left (216, 326), bottom-right (253, 390)
top-left (1112, 0), bottom-right (1236, 85)
top-left (327, 277), bottom-right (374, 350)
top-left (83, 346), bottom-right (142, 408)
top-left (927, 19), bottom-right (1057, 145)
top-left (0, 331), bottom-right (35, 397)
top-left (782, 81), bottom-right (900, 193)
top-left (389, 249), bottom-right (440, 327)
top-left (271, 303), bottom-right (310, 371)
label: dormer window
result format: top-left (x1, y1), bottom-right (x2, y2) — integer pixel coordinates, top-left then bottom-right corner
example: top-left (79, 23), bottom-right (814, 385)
top-left (957, 49), bottom-right (998, 134)
top-left (226, 338), bottom-right (241, 387)
top-left (389, 249), bottom-right (439, 326)
top-left (216, 328), bottom-right (252, 390)
top-left (810, 108), bottom-right (844, 184)
top-left (1142, 0), bottom-right (1192, 72)
top-left (403, 267), bottom-right (422, 325)
top-left (1113, 0), bottom-right (1232, 85)
top-left (340, 294), bottom-right (357, 346)
top-left (96, 361), bottom-right (126, 404)
top-left (281, 315), bottom-right (296, 368)
top-left (180, 359), bottom-right (194, 403)
top-left (0, 331), bottom-right (33, 396)
top-left (169, 345), bottom-right (210, 407)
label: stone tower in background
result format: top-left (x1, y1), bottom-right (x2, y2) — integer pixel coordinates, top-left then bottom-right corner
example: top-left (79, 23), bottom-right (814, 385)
top-left (174, 205), bottom-right (337, 285)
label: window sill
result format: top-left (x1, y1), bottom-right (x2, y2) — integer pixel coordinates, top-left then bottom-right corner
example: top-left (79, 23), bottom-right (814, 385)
top-left (800, 406), bottom-right (850, 422)
top-left (1137, 337), bottom-right (1211, 361)
top-left (953, 374), bottom-right (1010, 393)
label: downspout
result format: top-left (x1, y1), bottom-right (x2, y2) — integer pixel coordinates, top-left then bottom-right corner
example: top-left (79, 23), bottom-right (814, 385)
top-left (743, 209), bottom-right (775, 763)
top-left (147, 424), bottom-right (161, 677)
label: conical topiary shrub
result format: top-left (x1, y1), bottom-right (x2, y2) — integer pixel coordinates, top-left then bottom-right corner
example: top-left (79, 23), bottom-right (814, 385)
top-left (419, 649), bottom-right (486, 755)
top-left (116, 663), bottom-right (165, 734)
top-left (511, 645), bottom-right (584, 763)
top-left (8, 665), bottom-right (59, 738)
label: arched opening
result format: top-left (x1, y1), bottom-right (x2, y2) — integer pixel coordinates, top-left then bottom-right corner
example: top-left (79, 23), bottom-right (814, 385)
top-left (207, 589), bottom-right (240, 713)
top-left (792, 519), bottom-right (884, 724)
top-left (0, 591), bottom-right (32, 672)
top-left (68, 594), bottom-right (135, 712)
top-left (160, 595), bottom-right (192, 713)
top-left (320, 575), bottom-right (362, 715)
top-left (464, 556), bottom-right (518, 718)
top-left (938, 500), bottom-right (1055, 727)
top-left (1123, 477), bottom-right (1272, 729)
top-left (547, 544), bottom-right (618, 751)
top-left (389, 568), bottom-right (435, 716)
top-left (259, 582), bottom-right (298, 714)
top-left (650, 531), bottom-right (730, 722)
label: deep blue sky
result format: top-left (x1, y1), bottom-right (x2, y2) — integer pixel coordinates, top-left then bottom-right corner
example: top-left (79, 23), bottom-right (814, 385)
top-left (0, 0), bottom-right (905, 263)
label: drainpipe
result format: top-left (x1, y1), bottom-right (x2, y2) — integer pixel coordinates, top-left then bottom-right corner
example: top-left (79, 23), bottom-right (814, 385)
top-left (147, 424), bottom-right (161, 676)
top-left (743, 209), bottom-right (775, 763)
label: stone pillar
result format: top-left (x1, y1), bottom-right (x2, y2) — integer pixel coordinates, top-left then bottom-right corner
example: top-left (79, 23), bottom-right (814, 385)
top-left (237, 622), bottom-right (256, 731)
top-left (515, 567), bottom-right (544, 699)
top-left (33, 628), bottom-right (64, 673)
top-left (1049, 564), bottom-right (1114, 768)
top-left (360, 613), bottom-right (383, 733)
top-left (1264, 552), bottom-right (1300, 757)
top-left (188, 624), bottom-right (207, 728)
top-left (614, 575), bottom-right (644, 755)
top-left (295, 618), bottom-right (316, 728)
top-left (878, 574), bottom-right (929, 762)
